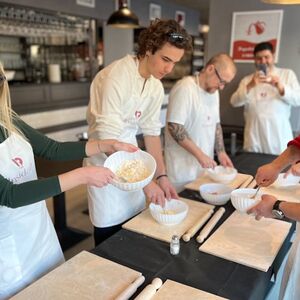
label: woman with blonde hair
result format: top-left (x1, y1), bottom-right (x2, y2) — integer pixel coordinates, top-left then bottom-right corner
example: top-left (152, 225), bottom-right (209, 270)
top-left (0, 64), bottom-right (138, 299)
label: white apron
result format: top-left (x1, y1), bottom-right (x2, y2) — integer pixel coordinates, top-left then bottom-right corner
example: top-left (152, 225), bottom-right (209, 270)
top-left (279, 222), bottom-right (300, 300)
top-left (165, 84), bottom-right (219, 192)
top-left (0, 133), bottom-right (64, 299)
top-left (244, 82), bottom-right (293, 155)
top-left (85, 94), bottom-right (146, 228)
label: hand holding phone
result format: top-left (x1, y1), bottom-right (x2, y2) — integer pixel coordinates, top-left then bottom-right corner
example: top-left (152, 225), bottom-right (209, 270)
top-left (257, 64), bottom-right (267, 76)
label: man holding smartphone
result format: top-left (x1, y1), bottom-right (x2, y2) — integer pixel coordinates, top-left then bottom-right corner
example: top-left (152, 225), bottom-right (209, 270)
top-left (230, 41), bottom-right (300, 155)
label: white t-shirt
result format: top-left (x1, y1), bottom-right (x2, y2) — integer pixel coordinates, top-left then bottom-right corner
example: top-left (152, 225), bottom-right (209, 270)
top-left (164, 76), bottom-right (220, 191)
top-left (230, 67), bottom-right (300, 154)
top-left (85, 55), bottom-right (164, 227)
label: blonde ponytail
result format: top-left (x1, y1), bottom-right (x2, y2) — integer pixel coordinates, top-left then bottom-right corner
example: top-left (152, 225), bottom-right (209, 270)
top-left (0, 64), bottom-right (24, 138)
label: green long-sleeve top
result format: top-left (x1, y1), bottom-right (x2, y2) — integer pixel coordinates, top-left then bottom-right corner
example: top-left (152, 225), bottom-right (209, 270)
top-left (0, 117), bottom-right (87, 208)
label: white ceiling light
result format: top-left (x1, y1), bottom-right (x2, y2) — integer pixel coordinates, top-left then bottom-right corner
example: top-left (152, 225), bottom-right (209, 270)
top-left (200, 24), bottom-right (210, 33)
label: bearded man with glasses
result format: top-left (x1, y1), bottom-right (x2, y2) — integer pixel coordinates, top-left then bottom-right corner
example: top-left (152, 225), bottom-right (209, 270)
top-left (164, 53), bottom-right (236, 192)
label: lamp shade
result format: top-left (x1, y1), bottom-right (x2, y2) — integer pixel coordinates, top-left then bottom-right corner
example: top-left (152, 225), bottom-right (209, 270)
top-left (262, 0), bottom-right (300, 4)
top-left (107, 1), bottom-right (139, 28)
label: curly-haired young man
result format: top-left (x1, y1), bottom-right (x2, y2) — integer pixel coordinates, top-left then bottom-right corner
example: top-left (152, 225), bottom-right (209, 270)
top-left (85, 19), bottom-right (192, 245)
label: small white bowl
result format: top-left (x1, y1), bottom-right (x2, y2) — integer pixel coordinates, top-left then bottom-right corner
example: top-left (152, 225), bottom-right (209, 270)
top-left (272, 173), bottom-right (300, 189)
top-left (104, 150), bottom-right (156, 192)
top-left (206, 166), bottom-right (237, 184)
top-left (199, 183), bottom-right (232, 205)
top-left (231, 188), bottom-right (261, 213)
top-left (149, 199), bottom-right (189, 226)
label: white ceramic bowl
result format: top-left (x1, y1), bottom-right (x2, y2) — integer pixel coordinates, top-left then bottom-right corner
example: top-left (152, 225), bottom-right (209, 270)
top-left (206, 166), bottom-right (237, 184)
top-left (231, 188), bottom-right (261, 213)
top-left (149, 199), bottom-right (189, 226)
top-left (104, 150), bottom-right (156, 192)
top-left (272, 173), bottom-right (300, 189)
top-left (199, 183), bottom-right (232, 205)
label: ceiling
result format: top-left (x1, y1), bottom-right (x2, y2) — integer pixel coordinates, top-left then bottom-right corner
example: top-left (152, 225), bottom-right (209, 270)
top-left (169, 0), bottom-right (210, 23)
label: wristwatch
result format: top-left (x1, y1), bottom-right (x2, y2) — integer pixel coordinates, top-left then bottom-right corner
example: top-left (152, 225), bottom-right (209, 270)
top-left (272, 200), bottom-right (285, 219)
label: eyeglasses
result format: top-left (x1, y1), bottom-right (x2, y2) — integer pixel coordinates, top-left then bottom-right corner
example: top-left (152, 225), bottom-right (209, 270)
top-left (213, 66), bottom-right (227, 86)
top-left (0, 74), bottom-right (6, 86)
top-left (167, 32), bottom-right (188, 43)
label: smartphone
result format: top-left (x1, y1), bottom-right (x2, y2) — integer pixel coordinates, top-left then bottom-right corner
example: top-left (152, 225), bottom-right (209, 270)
top-left (257, 64), bottom-right (267, 76)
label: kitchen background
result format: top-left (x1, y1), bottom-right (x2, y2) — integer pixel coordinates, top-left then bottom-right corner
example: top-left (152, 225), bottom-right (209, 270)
top-left (1, 0), bottom-right (300, 147)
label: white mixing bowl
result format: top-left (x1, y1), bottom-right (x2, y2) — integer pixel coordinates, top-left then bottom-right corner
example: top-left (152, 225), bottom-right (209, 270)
top-left (199, 183), bottom-right (232, 205)
top-left (272, 173), bottom-right (300, 189)
top-left (104, 150), bottom-right (156, 192)
top-left (206, 166), bottom-right (237, 184)
top-left (231, 188), bottom-right (261, 213)
top-left (149, 199), bottom-right (189, 226)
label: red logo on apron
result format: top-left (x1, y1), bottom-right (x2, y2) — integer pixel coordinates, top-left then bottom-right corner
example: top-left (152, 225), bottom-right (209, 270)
top-left (135, 111), bottom-right (142, 119)
top-left (12, 157), bottom-right (23, 168)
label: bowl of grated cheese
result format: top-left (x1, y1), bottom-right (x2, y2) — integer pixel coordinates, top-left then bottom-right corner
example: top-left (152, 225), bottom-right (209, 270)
top-left (104, 150), bottom-right (156, 191)
top-left (149, 199), bottom-right (189, 226)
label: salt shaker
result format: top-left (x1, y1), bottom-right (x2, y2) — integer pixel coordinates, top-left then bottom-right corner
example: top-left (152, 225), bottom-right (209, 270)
top-left (170, 235), bottom-right (180, 255)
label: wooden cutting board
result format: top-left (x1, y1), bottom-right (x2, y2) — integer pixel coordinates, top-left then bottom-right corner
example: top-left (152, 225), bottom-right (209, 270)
top-left (184, 173), bottom-right (253, 191)
top-left (260, 185), bottom-right (300, 203)
top-left (247, 179), bottom-right (257, 189)
top-left (12, 251), bottom-right (142, 300)
top-left (152, 280), bottom-right (228, 300)
top-left (123, 197), bottom-right (214, 243)
top-left (244, 179), bottom-right (300, 202)
top-left (199, 211), bottom-right (291, 272)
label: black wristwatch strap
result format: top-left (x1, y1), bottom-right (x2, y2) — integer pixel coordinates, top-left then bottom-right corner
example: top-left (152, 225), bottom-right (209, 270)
top-left (272, 200), bottom-right (286, 219)
top-left (273, 200), bottom-right (284, 211)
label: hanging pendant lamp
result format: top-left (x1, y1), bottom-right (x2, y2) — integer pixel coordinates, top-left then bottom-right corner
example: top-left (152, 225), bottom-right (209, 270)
top-left (107, 0), bottom-right (139, 28)
top-left (262, 0), bottom-right (300, 4)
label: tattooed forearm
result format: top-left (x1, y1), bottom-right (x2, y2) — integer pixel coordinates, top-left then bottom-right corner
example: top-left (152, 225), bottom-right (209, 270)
top-left (215, 123), bottom-right (225, 153)
top-left (168, 122), bottom-right (190, 143)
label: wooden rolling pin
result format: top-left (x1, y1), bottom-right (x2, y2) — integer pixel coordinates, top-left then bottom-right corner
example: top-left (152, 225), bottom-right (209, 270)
top-left (115, 275), bottom-right (145, 300)
top-left (182, 209), bottom-right (214, 242)
top-left (134, 278), bottom-right (163, 300)
top-left (196, 207), bottom-right (225, 244)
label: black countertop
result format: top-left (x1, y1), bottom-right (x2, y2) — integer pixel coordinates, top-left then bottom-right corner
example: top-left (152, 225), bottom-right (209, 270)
top-left (92, 152), bottom-right (292, 300)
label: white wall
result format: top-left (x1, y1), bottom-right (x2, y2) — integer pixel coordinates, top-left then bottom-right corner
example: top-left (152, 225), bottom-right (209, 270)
top-left (103, 25), bottom-right (134, 66)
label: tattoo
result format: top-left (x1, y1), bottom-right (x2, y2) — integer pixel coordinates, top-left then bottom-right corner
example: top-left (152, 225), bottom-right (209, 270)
top-left (168, 122), bottom-right (190, 143)
top-left (215, 123), bottom-right (225, 153)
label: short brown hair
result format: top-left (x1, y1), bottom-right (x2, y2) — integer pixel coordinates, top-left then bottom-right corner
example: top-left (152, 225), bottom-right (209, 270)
top-left (136, 19), bottom-right (192, 58)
